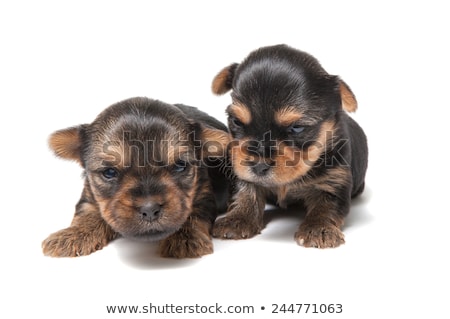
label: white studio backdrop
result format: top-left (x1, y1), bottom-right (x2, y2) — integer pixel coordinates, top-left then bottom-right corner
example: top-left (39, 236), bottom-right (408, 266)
top-left (1, 1), bottom-right (449, 318)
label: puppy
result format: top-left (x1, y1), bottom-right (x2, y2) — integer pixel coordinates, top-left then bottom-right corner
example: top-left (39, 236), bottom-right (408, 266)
top-left (211, 44), bottom-right (368, 248)
top-left (42, 97), bottom-right (230, 258)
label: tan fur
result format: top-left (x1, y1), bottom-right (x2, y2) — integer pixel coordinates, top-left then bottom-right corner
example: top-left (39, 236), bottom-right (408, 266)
top-left (212, 181), bottom-right (266, 239)
top-left (96, 171), bottom-right (195, 234)
top-left (276, 185), bottom-right (288, 208)
top-left (42, 200), bottom-right (118, 257)
top-left (211, 45), bottom-right (367, 249)
top-left (340, 81), bottom-right (357, 112)
top-left (48, 127), bottom-right (83, 164)
top-left (159, 216), bottom-right (213, 258)
top-left (43, 97), bottom-right (228, 258)
top-left (312, 166), bottom-right (351, 195)
top-left (229, 138), bottom-right (256, 180)
top-left (274, 107), bottom-right (303, 126)
top-left (295, 191), bottom-right (346, 248)
top-left (274, 121), bottom-right (335, 184)
top-left (230, 121), bottom-right (336, 185)
top-left (212, 66), bottom-right (232, 95)
top-left (228, 103), bottom-right (252, 125)
top-left (201, 127), bottom-right (230, 158)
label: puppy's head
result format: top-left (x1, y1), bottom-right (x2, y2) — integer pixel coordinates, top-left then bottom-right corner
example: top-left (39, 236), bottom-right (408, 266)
top-left (49, 97), bottom-right (228, 241)
top-left (212, 44), bottom-right (357, 187)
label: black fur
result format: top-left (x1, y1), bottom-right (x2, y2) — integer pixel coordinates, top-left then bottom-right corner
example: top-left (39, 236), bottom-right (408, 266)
top-left (212, 44), bottom-right (368, 248)
top-left (43, 97), bottom-right (231, 258)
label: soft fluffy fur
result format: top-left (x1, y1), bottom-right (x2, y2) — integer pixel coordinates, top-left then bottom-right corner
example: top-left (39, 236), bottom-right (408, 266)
top-left (42, 97), bottom-right (230, 258)
top-left (211, 44), bottom-right (368, 248)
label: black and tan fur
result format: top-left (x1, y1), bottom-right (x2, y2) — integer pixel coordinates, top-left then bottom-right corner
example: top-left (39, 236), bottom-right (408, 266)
top-left (211, 44), bottom-right (368, 248)
top-left (42, 97), bottom-right (230, 258)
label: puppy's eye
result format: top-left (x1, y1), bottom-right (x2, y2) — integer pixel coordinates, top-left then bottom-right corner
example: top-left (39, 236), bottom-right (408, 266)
top-left (172, 161), bottom-right (188, 173)
top-left (102, 168), bottom-right (119, 179)
top-left (288, 124), bottom-right (305, 135)
top-left (230, 116), bottom-right (244, 128)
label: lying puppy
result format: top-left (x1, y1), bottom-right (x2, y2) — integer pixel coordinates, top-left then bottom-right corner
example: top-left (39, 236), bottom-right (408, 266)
top-left (42, 97), bottom-right (230, 258)
top-left (211, 44), bottom-right (368, 248)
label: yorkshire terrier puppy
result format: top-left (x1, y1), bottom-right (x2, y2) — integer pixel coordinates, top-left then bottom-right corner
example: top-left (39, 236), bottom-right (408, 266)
top-left (42, 97), bottom-right (230, 258)
top-left (211, 44), bottom-right (368, 248)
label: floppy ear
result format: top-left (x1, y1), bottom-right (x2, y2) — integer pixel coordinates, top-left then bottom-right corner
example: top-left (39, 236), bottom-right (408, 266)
top-left (200, 127), bottom-right (231, 159)
top-left (186, 121), bottom-right (230, 160)
top-left (339, 79), bottom-right (358, 112)
top-left (211, 63), bottom-right (239, 95)
top-left (48, 125), bottom-right (87, 165)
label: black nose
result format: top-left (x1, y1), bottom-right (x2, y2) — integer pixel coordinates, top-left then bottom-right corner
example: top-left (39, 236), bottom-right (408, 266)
top-left (139, 203), bottom-right (162, 222)
top-left (251, 162), bottom-right (272, 176)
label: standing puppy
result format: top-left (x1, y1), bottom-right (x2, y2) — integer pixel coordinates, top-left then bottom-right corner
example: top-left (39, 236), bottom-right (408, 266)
top-left (211, 44), bottom-right (368, 248)
top-left (42, 97), bottom-right (230, 258)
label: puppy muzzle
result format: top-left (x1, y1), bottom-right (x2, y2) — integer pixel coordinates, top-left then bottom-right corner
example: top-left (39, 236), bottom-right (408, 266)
top-left (139, 203), bottom-right (162, 222)
top-left (251, 162), bottom-right (273, 176)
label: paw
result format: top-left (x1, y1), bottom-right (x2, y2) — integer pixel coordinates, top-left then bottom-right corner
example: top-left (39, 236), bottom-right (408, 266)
top-left (212, 216), bottom-right (262, 239)
top-left (42, 227), bottom-right (108, 257)
top-left (159, 228), bottom-right (213, 258)
top-left (295, 222), bottom-right (345, 248)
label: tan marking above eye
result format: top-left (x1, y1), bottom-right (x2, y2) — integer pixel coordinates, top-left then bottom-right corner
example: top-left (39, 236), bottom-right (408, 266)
top-left (274, 107), bottom-right (304, 127)
top-left (227, 103), bottom-right (252, 125)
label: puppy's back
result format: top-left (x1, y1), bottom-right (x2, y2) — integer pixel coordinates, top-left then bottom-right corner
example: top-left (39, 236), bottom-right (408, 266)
top-left (346, 114), bottom-right (368, 197)
top-left (175, 104), bottom-right (227, 132)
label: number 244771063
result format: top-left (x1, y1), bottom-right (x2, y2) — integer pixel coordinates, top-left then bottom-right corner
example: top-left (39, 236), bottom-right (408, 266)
top-left (271, 304), bottom-right (343, 314)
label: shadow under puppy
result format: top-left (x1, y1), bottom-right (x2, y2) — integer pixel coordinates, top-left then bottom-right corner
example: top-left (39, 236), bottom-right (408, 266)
top-left (211, 44), bottom-right (368, 248)
top-left (42, 97), bottom-right (230, 258)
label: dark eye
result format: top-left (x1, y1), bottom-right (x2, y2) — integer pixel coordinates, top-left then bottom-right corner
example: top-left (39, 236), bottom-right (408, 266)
top-left (102, 168), bottom-right (118, 179)
top-left (230, 116), bottom-right (244, 128)
top-left (288, 124), bottom-right (305, 135)
top-left (172, 161), bottom-right (188, 173)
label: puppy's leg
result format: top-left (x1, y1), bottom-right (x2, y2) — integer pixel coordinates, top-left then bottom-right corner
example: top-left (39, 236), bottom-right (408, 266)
top-left (295, 168), bottom-right (351, 248)
top-left (212, 181), bottom-right (266, 239)
top-left (42, 189), bottom-right (118, 257)
top-left (159, 215), bottom-right (214, 258)
top-left (159, 179), bottom-right (217, 258)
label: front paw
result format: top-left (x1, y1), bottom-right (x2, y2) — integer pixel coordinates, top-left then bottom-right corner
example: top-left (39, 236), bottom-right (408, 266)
top-left (212, 215), bottom-right (262, 239)
top-left (295, 222), bottom-right (345, 248)
top-left (159, 228), bottom-right (213, 258)
top-left (42, 226), bottom-right (109, 257)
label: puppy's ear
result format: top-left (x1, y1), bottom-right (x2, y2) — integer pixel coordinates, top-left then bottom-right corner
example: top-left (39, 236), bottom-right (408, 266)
top-left (339, 79), bottom-right (358, 112)
top-left (48, 125), bottom-right (87, 165)
top-left (200, 127), bottom-right (230, 159)
top-left (212, 63), bottom-right (239, 95)
top-left (186, 121), bottom-right (230, 160)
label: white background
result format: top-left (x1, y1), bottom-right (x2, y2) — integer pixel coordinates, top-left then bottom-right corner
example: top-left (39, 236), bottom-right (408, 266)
top-left (1, 1), bottom-right (449, 318)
